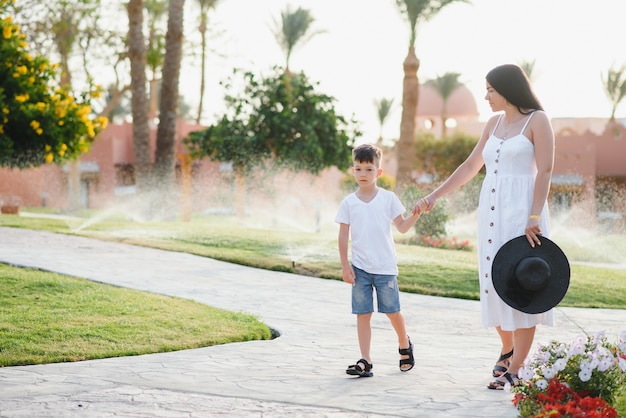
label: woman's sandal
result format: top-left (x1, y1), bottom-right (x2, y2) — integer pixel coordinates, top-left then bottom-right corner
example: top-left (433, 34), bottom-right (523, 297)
top-left (399, 336), bottom-right (415, 372)
top-left (346, 358), bottom-right (373, 377)
top-left (492, 348), bottom-right (514, 377)
top-left (487, 372), bottom-right (520, 390)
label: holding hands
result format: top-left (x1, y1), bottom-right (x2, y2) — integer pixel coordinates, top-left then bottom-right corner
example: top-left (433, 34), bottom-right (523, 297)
top-left (413, 194), bottom-right (436, 215)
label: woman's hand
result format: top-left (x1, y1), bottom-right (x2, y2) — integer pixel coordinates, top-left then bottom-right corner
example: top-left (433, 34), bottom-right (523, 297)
top-left (414, 194), bottom-right (436, 215)
top-left (525, 216), bottom-right (542, 248)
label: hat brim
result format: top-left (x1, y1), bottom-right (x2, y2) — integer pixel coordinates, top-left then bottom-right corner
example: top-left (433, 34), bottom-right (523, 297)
top-left (492, 235), bottom-right (570, 314)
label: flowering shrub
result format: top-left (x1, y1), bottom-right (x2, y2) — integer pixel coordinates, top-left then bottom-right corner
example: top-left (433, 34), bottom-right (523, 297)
top-left (512, 331), bottom-right (626, 417)
top-left (405, 234), bottom-right (474, 251)
top-left (0, 0), bottom-right (107, 168)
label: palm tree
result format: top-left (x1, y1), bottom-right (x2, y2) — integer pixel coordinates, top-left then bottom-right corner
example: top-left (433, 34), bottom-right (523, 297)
top-left (426, 72), bottom-right (462, 138)
top-left (602, 65), bottom-right (626, 121)
top-left (394, 0), bottom-right (469, 189)
top-left (519, 59), bottom-right (537, 83)
top-left (194, 0), bottom-right (220, 124)
top-left (127, 0), bottom-right (151, 195)
top-left (145, 0), bottom-right (168, 118)
top-left (373, 98), bottom-right (395, 144)
top-left (154, 0), bottom-right (185, 198)
top-left (272, 5), bottom-right (324, 72)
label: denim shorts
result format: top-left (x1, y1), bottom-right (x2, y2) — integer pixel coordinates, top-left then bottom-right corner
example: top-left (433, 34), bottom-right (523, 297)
top-left (351, 265), bottom-right (401, 314)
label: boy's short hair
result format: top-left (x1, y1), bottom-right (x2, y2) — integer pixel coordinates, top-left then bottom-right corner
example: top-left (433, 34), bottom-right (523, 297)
top-left (353, 144), bottom-right (382, 167)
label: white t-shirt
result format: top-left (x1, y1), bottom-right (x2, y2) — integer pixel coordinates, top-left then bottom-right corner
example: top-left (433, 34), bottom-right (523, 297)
top-left (335, 188), bottom-right (406, 275)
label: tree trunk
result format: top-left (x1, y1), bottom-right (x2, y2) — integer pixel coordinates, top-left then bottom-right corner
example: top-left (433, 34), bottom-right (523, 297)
top-left (396, 46), bottom-right (420, 190)
top-left (196, 18), bottom-right (207, 124)
top-left (154, 0), bottom-right (185, 216)
top-left (127, 0), bottom-right (151, 196)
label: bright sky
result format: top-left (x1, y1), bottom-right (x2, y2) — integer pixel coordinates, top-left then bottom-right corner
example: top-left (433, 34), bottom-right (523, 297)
top-left (182, 0), bottom-right (626, 143)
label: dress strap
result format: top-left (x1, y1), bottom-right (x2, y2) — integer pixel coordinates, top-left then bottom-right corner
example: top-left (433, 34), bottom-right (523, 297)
top-left (491, 114), bottom-right (504, 136)
top-left (519, 111), bottom-right (536, 135)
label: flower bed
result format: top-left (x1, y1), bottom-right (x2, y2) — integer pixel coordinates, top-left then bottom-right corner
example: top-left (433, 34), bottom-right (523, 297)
top-left (512, 331), bottom-right (626, 417)
top-left (405, 234), bottom-right (474, 251)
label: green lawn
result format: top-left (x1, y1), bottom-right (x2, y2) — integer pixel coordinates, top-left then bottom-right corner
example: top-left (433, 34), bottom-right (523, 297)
top-left (1, 209), bottom-right (624, 414)
top-left (1, 209), bottom-right (626, 367)
top-left (2, 209), bottom-right (626, 309)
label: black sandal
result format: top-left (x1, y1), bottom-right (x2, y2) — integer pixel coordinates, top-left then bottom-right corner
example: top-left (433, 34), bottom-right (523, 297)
top-left (487, 372), bottom-right (520, 390)
top-left (346, 358), bottom-right (373, 377)
top-left (492, 349), bottom-right (513, 377)
top-left (399, 336), bottom-right (415, 372)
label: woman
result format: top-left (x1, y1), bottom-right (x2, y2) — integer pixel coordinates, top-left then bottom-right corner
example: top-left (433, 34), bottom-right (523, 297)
top-left (416, 64), bottom-right (555, 389)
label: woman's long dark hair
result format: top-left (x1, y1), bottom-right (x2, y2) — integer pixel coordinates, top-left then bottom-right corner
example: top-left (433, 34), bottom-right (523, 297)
top-left (486, 64), bottom-right (544, 114)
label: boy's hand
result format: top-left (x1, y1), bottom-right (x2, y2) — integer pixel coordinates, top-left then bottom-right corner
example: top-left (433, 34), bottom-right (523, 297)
top-left (414, 197), bottom-right (432, 214)
top-left (342, 265), bottom-right (356, 284)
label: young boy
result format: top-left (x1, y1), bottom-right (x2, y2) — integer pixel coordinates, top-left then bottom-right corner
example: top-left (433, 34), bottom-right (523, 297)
top-left (335, 143), bottom-right (423, 378)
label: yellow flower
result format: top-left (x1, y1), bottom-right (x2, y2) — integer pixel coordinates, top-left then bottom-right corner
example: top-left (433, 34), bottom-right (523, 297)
top-left (16, 65), bottom-right (27, 75)
top-left (0, 125), bottom-right (3, 134)
top-left (15, 93), bottom-right (29, 103)
top-left (45, 145), bottom-right (51, 152)
top-left (36, 102), bottom-right (46, 111)
top-left (58, 120), bottom-right (64, 126)
top-left (2, 108), bottom-right (9, 115)
top-left (60, 143), bottom-right (67, 151)
top-left (30, 121), bottom-right (43, 135)
top-left (3, 25), bottom-right (11, 39)
top-left (96, 116), bottom-right (108, 130)
top-left (44, 152), bottom-right (54, 163)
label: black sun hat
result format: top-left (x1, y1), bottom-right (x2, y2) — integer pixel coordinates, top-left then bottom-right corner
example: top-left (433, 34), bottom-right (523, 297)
top-left (492, 235), bottom-right (570, 314)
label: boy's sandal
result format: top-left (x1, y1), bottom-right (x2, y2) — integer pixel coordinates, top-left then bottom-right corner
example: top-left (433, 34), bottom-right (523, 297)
top-left (346, 358), bottom-right (373, 377)
top-left (399, 336), bottom-right (415, 372)
top-left (492, 348), bottom-right (514, 377)
top-left (487, 372), bottom-right (520, 390)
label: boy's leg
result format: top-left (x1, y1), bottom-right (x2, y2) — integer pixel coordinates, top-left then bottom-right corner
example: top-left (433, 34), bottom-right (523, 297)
top-left (373, 274), bottom-right (413, 371)
top-left (387, 311), bottom-right (410, 349)
top-left (356, 313), bottom-right (373, 363)
top-left (347, 266), bottom-right (375, 376)
top-left (387, 312), bottom-right (413, 370)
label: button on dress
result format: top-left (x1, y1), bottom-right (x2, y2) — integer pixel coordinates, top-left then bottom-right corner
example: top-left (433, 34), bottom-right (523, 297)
top-left (478, 112), bottom-right (554, 331)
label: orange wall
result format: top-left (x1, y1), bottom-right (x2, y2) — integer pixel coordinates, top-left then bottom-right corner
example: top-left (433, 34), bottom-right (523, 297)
top-left (0, 118), bottom-right (624, 211)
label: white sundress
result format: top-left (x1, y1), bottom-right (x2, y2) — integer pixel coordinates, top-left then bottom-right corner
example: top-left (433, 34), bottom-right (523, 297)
top-left (477, 112), bottom-right (554, 331)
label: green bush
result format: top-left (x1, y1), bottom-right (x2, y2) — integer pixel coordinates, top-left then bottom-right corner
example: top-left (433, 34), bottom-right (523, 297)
top-left (400, 185), bottom-right (449, 238)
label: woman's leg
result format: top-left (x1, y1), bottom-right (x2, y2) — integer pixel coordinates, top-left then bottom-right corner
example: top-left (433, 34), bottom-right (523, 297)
top-left (509, 326), bottom-right (536, 374)
top-left (493, 326), bottom-right (515, 376)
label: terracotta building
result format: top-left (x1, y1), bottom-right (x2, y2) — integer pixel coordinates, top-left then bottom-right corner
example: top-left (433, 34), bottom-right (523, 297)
top-left (414, 83), bottom-right (626, 230)
top-left (1, 84), bottom-right (625, 231)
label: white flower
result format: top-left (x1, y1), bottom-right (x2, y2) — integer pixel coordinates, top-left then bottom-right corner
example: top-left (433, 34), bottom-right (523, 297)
top-left (536, 350), bottom-right (550, 364)
top-left (553, 358), bottom-right (568, 372)
top-left (569, 336), bottom-right (586, 356)
top-left (518, 366), bottom-right (534, 380)
top-left (579, 359), bottom-right (594, 372)
top-left (536, 379), bottom-right (548, 390)
top-left (578, 368), bottom-right (592, 382)
top-left (618, 357), bottom-right (626, 372)
top-left (542, 365), bottom-right (557, 379)
top-left (597, 356), bottom-right (613, 372)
